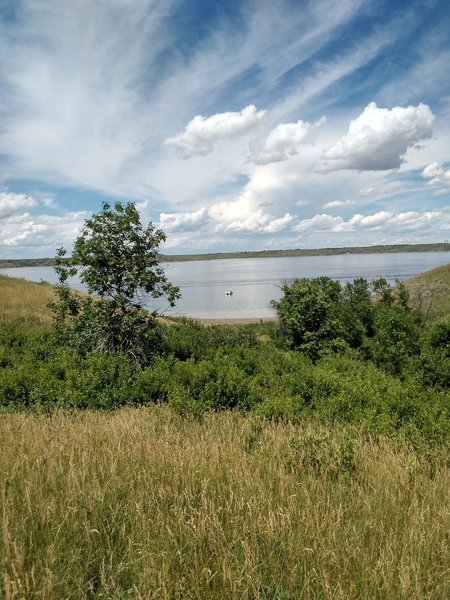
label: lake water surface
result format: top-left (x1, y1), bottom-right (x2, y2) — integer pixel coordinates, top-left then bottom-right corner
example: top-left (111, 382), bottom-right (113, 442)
top-left (1, 251), bottom-right (449, 319)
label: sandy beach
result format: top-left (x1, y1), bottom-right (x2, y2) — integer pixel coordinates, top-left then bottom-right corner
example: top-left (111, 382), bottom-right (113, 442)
top-left (197, 316), bottom-right (277, 325)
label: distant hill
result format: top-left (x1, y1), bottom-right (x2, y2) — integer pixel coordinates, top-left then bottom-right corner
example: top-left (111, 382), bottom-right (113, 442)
top-left (0, 257), bottom-right (56, 268)
top-left (162, 242), bottom-right (450, 262)
top-left (1, 242), bottom-right (449, 268)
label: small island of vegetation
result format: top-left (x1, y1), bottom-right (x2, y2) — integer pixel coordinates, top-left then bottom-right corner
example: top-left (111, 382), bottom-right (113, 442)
top-left (1, 203), bottom-right (450, 599)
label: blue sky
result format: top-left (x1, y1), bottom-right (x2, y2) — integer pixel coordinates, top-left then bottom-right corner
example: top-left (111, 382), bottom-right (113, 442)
top-left (1, 0), bottom-right (450, 258)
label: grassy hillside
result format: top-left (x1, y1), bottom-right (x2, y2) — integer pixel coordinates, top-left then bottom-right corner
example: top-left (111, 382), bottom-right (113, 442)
top-left (406, 263), bottom-right (450, 322)
top-left (0, 274), bottom-right (55, 329)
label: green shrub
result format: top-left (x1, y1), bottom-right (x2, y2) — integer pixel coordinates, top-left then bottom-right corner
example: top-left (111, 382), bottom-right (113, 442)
top-left (0, 336), bottom-right (142, 410)
top-left (130, 356), bottom-right (174, 404)
top-left (418, 346), bottom-right (450, 388)
top-left (169, 352), bottom-right (254, 411)
top-left (168, 385), bottom-right (205, 419)
top-left (369, 305), bottom-right (421, 376)
top-left (162, 320), bottom-right (258, 360)
top-left (255, 394), bottom-right (304, 422)
top-left (428, 319), bottom-right (450, 354)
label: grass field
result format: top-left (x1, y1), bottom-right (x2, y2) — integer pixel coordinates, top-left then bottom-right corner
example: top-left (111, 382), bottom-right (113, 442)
top-left (1, 408), bottom-right (449, 599)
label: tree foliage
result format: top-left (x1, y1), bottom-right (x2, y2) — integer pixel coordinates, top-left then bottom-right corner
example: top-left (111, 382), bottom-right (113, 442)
top-left (272, 275), bottom-right (423, 365)
top-left (272, 277), bottom-right (365, 359)
top-left (369, 305), bottom-right (420, 375)
top-left (52, 202), bottom-right (180, 363)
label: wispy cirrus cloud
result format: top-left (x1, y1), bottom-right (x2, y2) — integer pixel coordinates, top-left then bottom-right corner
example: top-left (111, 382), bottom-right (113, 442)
top-left (0, 0), bottom-right (372, 207)
top-left (0, 0), bottom-right (177, 196)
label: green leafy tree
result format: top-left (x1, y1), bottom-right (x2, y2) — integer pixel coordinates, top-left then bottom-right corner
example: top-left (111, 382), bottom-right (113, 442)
top-left (417, 319), bottom-right (450, 388)
top-left (272, 276), bottom-right (364, 359)
top-left (427, 319), bottom-right (450, 355)
top-left (272, 276), bottom-right (424, 367)
top-left (52, 201), bottom-right (180, 364)
top-left (343, 277), bottom-right (375, 336)
top-left (369, 305), bottom-right (420, 376)
top-left (371, 277), bottom-right (394, 306)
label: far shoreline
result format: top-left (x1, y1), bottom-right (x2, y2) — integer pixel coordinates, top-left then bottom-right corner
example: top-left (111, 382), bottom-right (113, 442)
top-left (1, 242), bottom-right (449, 269)
top-left (196, 316), bottom-right (277, 325)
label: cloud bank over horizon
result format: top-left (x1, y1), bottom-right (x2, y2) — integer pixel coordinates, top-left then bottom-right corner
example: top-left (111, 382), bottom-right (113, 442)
top-left (0, 0), bottom-right (449, 258)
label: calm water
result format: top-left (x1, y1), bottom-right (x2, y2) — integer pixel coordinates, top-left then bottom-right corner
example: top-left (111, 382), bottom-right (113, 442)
top-left (1, 252), bottom-right (449, 319)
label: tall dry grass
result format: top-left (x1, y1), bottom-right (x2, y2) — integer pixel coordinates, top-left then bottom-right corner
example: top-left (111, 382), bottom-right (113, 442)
top-left (0, 275), bottom-right (54, 328)
top-left (1, 407), bottom-right (449, 599)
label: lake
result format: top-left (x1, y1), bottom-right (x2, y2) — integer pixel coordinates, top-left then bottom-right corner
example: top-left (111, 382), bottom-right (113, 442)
top-left (1, 251), bottom-right (449, 319)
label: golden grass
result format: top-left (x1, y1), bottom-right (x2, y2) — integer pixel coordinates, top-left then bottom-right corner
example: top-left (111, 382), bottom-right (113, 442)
top-left (0, 275), bottom-right (55, 328)
top-left (0, 275), bottom-right (173, 331)
top-left (1, 407), bottom-right (449, 599)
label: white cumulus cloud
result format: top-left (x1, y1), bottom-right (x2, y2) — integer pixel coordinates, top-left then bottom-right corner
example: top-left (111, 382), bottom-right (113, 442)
top-left (421, 162), bottom-right (450, 188)
top-left (263, 213), bottom-right (295, 233)
top-left (0, 210), bottom-right (88, 255)
top-left (0, 192), bottom-right (37, 219)
top-left (165, 105), bottom-right (267, 158)
top-left (158, 184), bottom-right (295, 237)
top-left (223, 210), bottom-right (294, 233)
top-left (323, 199), bottom-right (356, 208)
top-left (348, 210), bottom-right (442, 231)
top-left (293, 209), bottom-right (444, 235)
top-left (159, 207), bottom-right (208, 232)
top-left (320, 102), bottom-right (434, 171)
top-left (251, 116), bottom-right (326, 165)
top-left (294, 214), bottom-right (344, 232)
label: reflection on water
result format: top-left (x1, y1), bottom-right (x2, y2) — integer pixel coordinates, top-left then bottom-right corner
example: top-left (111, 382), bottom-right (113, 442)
top-left (1, 252), bottom-right (449, 319)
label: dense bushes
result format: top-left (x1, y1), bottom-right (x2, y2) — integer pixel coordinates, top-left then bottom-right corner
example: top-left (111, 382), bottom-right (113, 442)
top-left (1, 319), bottom-right (450, 448)
top-left (161, 319), bottom-right (259, 360)
top-left (272, 276), bottom-right (425, 369)
top-left (416, 319), bottom-right (450, 389)
top-left (272, 276), bottom-right (363, 359)
top-left (53, 292), bottom-right (166, 365)
top-left (368, 305), bottom-right (421, 375)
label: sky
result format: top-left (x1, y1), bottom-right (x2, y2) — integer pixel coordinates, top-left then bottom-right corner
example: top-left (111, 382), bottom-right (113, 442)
top-left (1, 0), bottom-right (450, 258)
